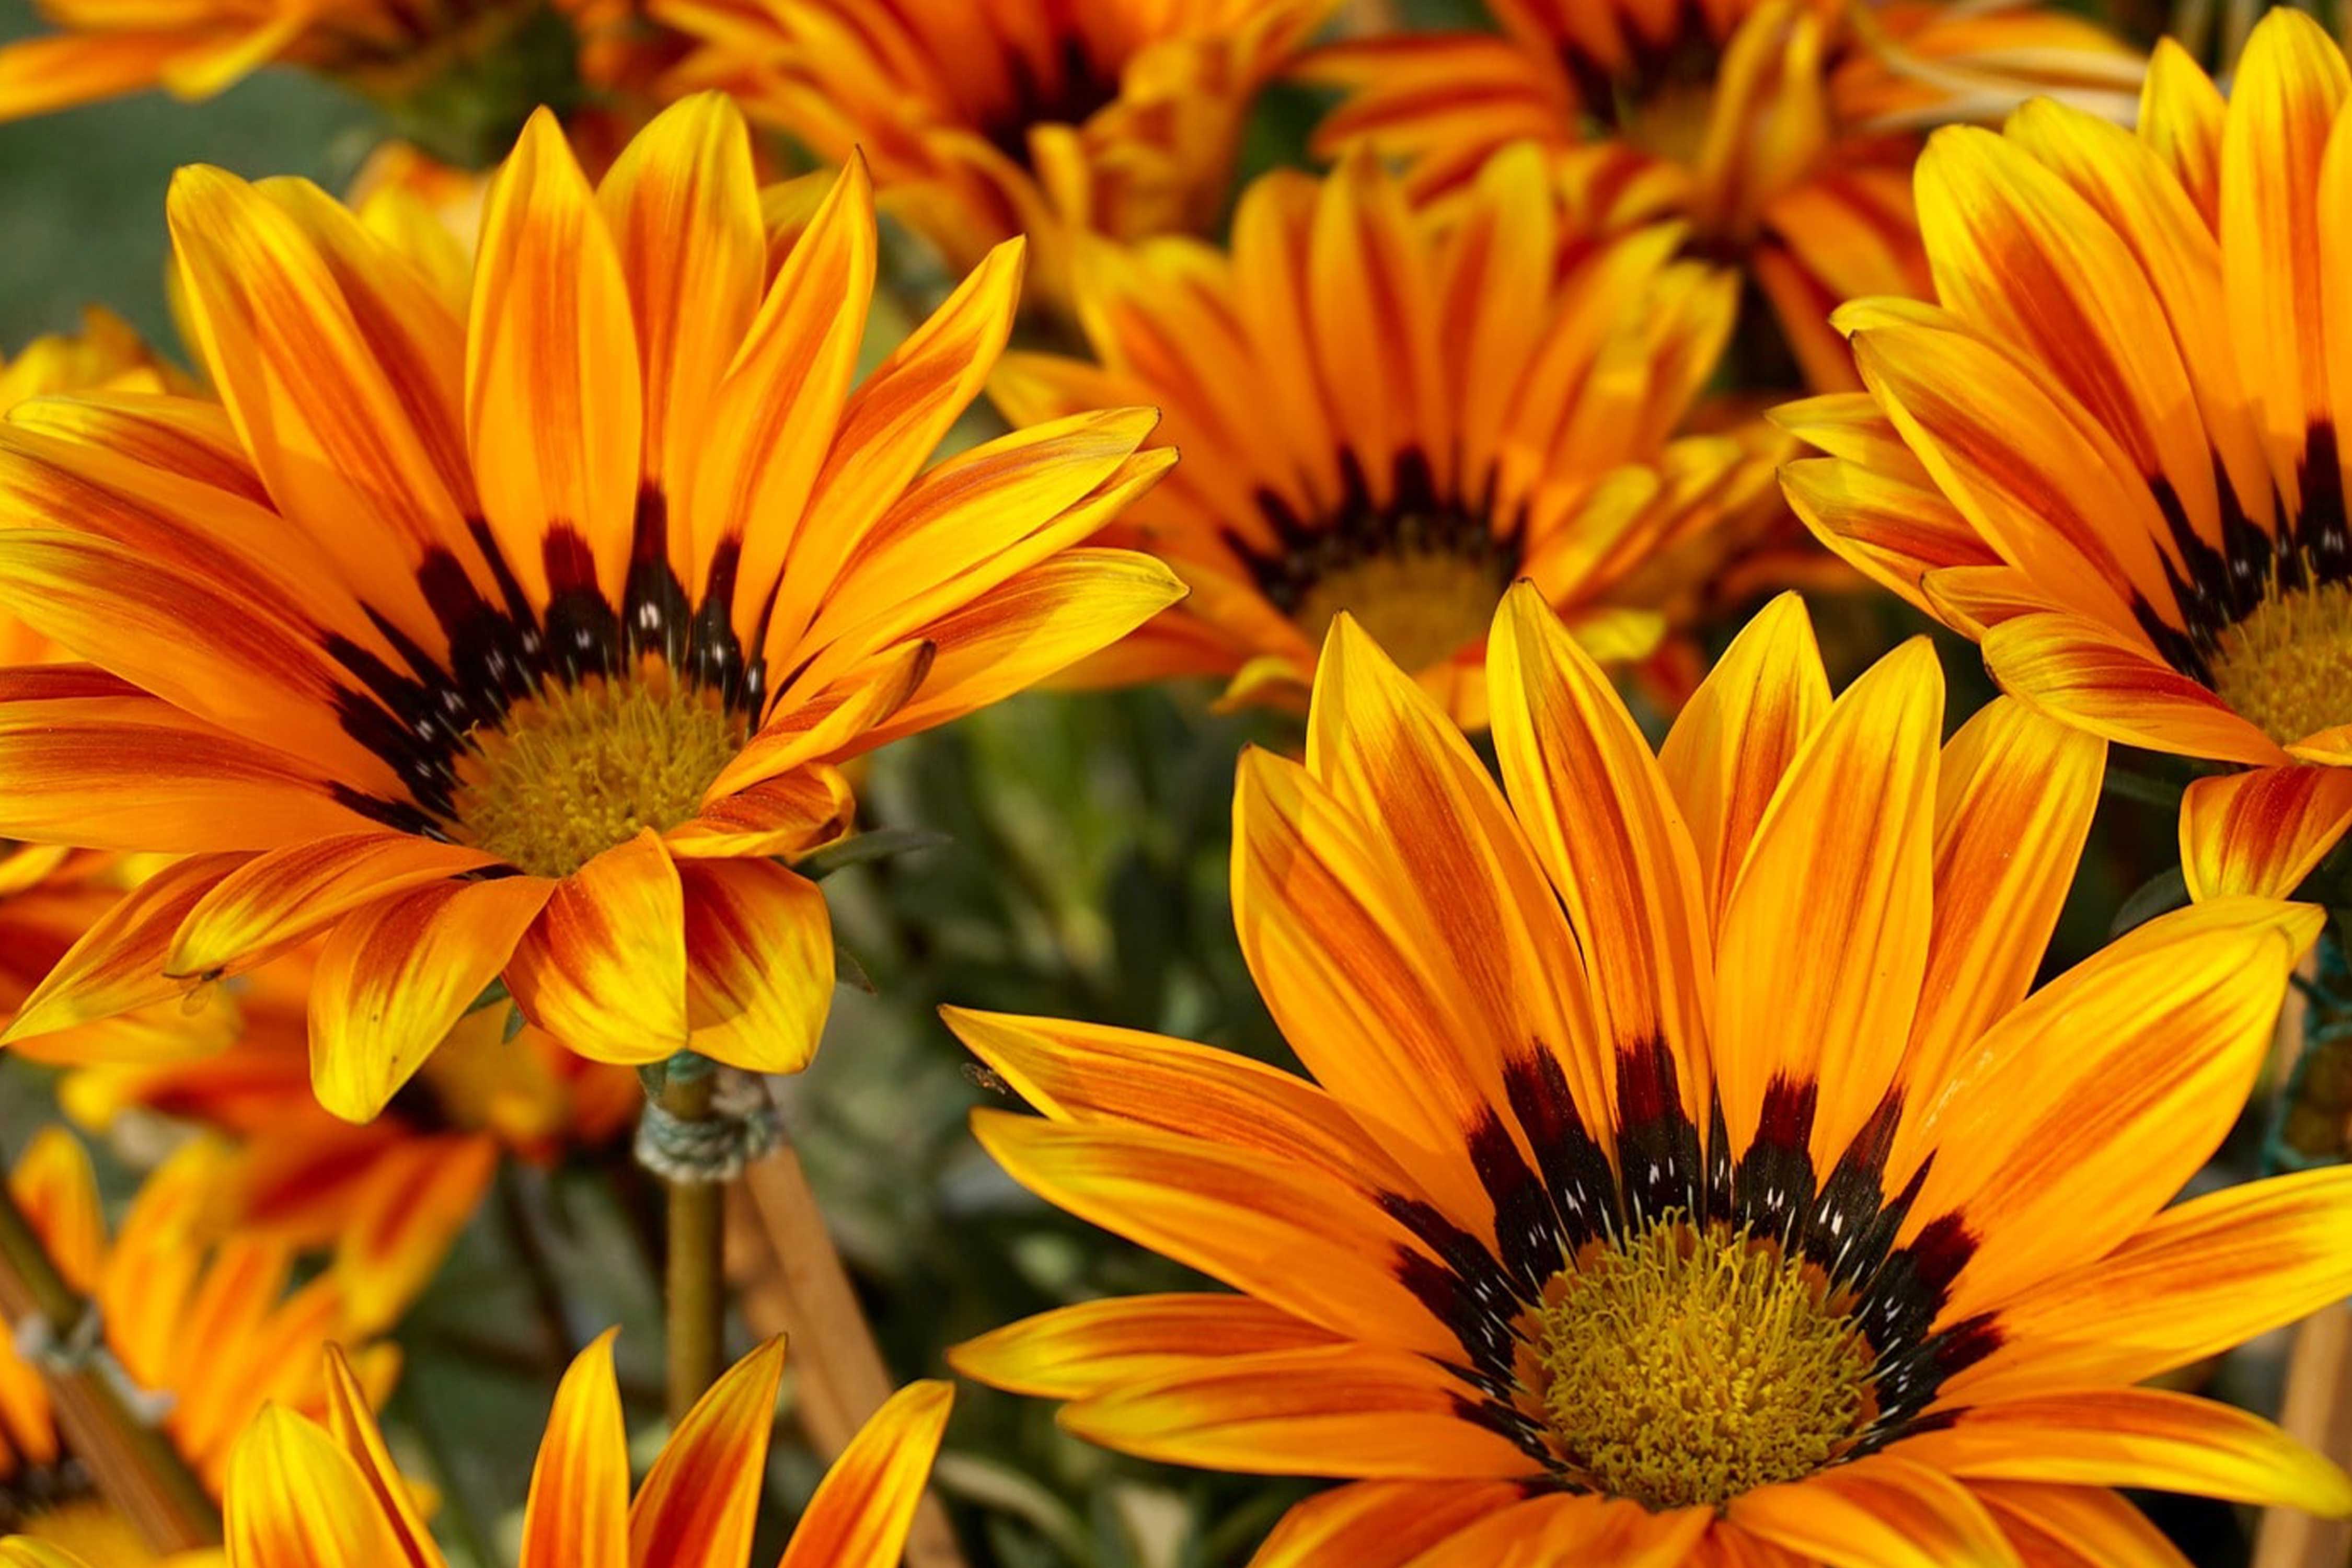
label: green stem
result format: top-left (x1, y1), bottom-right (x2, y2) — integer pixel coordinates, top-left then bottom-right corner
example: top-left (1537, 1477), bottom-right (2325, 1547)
top-left (659, 1066), bottom-right (726, 1422)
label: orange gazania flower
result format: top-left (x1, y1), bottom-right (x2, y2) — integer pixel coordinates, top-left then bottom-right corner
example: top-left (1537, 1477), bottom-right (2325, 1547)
top-left (994, 146), bottom-right (1773, 723)
top-left (0, 92), bottom-right (1181, 1122)
top-left (0, 1131), bottom-right (395, 1544)
top-left (1301, 0), bottom-right (2143, 389)
top-left (207, 1334), bottom-right (947, 1568)
top-left (1781, 8), bottom-right (2352, 904)
top-left (950, 584), bottom-right (2352, 1560)
top-left (653, 0), bottom-right (1338, 306)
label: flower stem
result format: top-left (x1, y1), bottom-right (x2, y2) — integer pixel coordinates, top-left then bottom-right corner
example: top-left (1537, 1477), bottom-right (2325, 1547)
top-left (0, 1167), bottom-right (220, 1550)
top-left (659, 1065), bottom-right (727, 1422)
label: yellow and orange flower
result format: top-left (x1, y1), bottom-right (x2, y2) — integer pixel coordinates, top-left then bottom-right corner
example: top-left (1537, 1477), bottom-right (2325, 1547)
top-left (1302, 0), bottom-right (2143, 389)
top-left (1781, 8), bottom-right (2352, 904)
top-left (654, 0), bottom-right (1336, 307)
top-left (993, 145), bottom-right (1773, 724)
top-left (949, 584), bottom-right (2352, 1561)
top-left (0, 93), bottom-right (1182, 1122)
top-left (203, 1334), bottom-right (946, 1568)
top-left (0, 1130), bottom-right (395, 1540)
top-left (45, 954), bottom-right (639, 1335)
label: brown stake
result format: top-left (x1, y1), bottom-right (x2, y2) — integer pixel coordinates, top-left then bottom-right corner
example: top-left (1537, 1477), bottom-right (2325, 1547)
top-left (660, 1068), bottom-right (727, 1422)
top-left (0, 1169), bottom-right (219, 1551)
top-left (727, 1145), bottom-right (969, 1568)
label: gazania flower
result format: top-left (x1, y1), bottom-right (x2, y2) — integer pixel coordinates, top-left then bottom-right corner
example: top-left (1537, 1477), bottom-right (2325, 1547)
top-left (215, 1333), bottom-right (947, 1568)
top-left (0, 93), bottom-right (1181, 1121)
top-left (0, 1130), bottom-right (396, 1535)
top-left (993, 145), bottom-right (1770, 723)
top-left (1301, 0), bottom-right (2142, 389)
top-left (48, 952), bottom-right (639, 1334)
top-left (1781, 8), bottom-right (2352, 903)
top-left (654, 0), bottom-right (1336, 306)
top-left (949, 584), bottom-right (2352, 1561)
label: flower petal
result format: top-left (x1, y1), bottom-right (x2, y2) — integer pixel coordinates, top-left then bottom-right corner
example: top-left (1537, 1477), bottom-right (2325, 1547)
top-left (168, 832), bottom-right (497, 981)
top-left (1244, 1480), bottom-right (1529, 1568)
top-left (310, 875), bottom-right (554, 1122)
top-left (1899, 1389), bottom-right (2352, 1514)
top-left (1058, 1344), bottom-right (1532, 1480)
top-left (2180, 765), bottom-right (2352, 900)
top-left (677, 857), bottom-right (832, 1074)
top-left (467, 108), bottom-right (643, 609)
top-left (224, 1407), bottom-right (425, 1568)
top-left (1727, 1454), bottom-right (2020, 1568)
top-left (777, 1380), bottom-right (953, 1568)
top-left (950, 1294), bottom-right (1343, 1401)
top-left (506, 832), bottom-right (688, 1065)
top-left (627, 1338), bottom-right (784, 1568)
top-left (520, 1332), bottom-right (630, 1568)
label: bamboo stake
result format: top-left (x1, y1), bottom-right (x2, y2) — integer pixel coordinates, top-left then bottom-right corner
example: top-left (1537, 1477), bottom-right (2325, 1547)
top-left (0, 1176), bottom-right (218, 1551)
top-left (726, 1146), bottom-right (968, 1568)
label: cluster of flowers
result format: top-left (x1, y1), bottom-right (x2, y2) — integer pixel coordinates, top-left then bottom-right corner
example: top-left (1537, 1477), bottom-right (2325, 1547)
top-left (0, 0), bottom-right (2350, 1561)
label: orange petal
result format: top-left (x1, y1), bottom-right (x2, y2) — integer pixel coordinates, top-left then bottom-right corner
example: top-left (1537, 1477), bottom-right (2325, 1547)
top-left (1900, 1389), bottom-right (2352, 1514)
top-left (1058, 1344), bottom-right (1533, 1480)
top-left (1727, 1453), bottom-right (2020, 1568)
top-left (666, 767), bottom-right (854, 860)
top-left (321, 1344), bottom-right (439, 1562)
top-left (310, 875), bottom-right (555, 1122)
top-left (677, 857), bottom-right (832, 1074)
top-left (224, 1406), bottom-right (429, 1568)
top-left (1658, 592), bottom-right (1831, 936)
top-left (506, 831), bottom-right (688, 1065)
top-left (167, 832), bottom-right (497, 981)
top-left (627, 1338), bottom-right (784, 1568)
top-left (467, 108), bottom-right (643, 609)
top-left (1243, 1480), bottom-right (1529, 1568)
top-left (2180, 765), bottom-right (2352, 900)
top-left (1982, 610), bottom-right (2288, 766)
top-left (950, 1294), bottom-right (1343, 1402)
top-left (520, 1332), bottom-right (630, 1568)
top-left (1713, 638), bottom-right (1941, 1168)
top-left (3, 852), bottom-right (244, 1047)
top-left (778, 1380), bottom-right (952, 1568)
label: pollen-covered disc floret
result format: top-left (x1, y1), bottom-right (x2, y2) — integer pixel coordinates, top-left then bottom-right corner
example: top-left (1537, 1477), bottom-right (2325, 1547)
top-left (1290, 544), bottom-right (1510, 676)
top-left (2208, 582), bottom-right (2352, 748)
top-left (1534, 1214), bottom-right (1873, 1508)
top-left (451, 664), bottom-right (747, 878)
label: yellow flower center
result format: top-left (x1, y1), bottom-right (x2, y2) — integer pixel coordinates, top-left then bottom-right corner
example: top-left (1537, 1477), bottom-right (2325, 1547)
top-left (451, 666), bottom-right (745, 878)
top-left (1290, 547), bottom-right (1504, 675)
top-left (1535, 1216), bottom-right (1873, 1509)
top-left (2208, 582), bottom-right (2352, 747)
